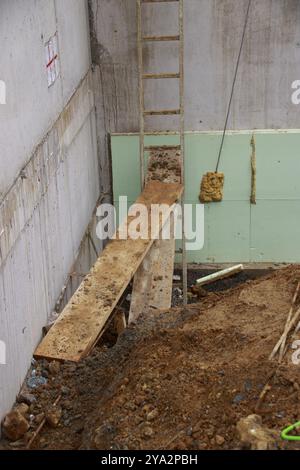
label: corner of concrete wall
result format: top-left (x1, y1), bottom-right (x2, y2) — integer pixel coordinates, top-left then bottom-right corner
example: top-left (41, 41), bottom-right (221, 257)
top-left (0, 1), bottom-right (104, 423)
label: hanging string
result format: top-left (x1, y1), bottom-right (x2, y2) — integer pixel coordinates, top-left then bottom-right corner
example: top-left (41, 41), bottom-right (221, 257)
top-left (215, 0), bottom-right (252, 172)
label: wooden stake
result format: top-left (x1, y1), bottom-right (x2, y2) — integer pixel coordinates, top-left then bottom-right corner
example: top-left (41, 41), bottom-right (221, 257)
top-left (279, 304), bottom-right (300, 363)
top-left (250, 135), bottom-right (256, 205)
top-left (269, 281), bottom-right (300, 361)
top-left (254, 370), bottom-right (276, 415)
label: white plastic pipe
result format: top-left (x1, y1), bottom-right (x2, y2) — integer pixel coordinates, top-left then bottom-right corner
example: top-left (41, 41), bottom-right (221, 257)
top-left (196, 264), bottom-right (244, 286)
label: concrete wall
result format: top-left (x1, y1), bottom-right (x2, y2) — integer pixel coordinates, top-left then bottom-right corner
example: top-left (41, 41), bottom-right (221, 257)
top-left (89, 0), bottom-right (300, 132)
top-left (0, 0), bottom-right (92, 198)
top-left (0, 1), bottom-right (101, 421)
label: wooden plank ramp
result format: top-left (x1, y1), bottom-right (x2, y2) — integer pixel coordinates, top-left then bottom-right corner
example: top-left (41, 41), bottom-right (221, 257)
top-left (34, 181), bottom-right (183, 362)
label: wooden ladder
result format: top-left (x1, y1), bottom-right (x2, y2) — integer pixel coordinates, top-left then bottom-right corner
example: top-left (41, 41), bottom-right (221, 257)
top-left (136, 0), bottom-right (187, 305)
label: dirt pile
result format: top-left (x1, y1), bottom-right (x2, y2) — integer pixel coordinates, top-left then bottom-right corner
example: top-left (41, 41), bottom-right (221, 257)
top-left (1, 265), bottom-right (300, 450)
top-left (146, 151), bottom-right (181, 184)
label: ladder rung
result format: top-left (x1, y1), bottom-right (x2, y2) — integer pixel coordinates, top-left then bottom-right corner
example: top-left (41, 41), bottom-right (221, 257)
top-left (142, 35), bottom-right (180, 42)
top-left (143, 109), bottom-right (180, 116)
top-left (144, 145), bottom-right (181, 151)
top-left (142, 1), bottom-right (179, 3)
top-left (142, 72), bottom-right (180, 79)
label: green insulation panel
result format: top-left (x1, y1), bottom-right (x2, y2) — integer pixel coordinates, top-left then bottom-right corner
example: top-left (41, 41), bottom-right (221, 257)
top-left (111, 131), bottom-right (300, 263)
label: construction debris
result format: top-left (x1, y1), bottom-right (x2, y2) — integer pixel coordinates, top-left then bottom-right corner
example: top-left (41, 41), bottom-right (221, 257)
top-left (34, 181), bottom-right (183, 362)
top-left (254, 370), bottom-right (276, 414)
top-left (2, 410), bottom-right (30, 442)
top-left (45, 405), bottom-right (62, 429)
top-left (199, 172), bottom-right (224, 203)
top-left (26, 395), bottom-right (61, 450)
top-left (48, 361), bottom-right (61, 376)
top-left (15, 403), bottom-right (29, 417)
top-left (281, 420), bottom-right (300, 442)
top-left (236, 415), bottom-right (278, 450)
top-left (196, 264), bottom-right (244, 286)
top-left (16, 392), bottom-right (36, 406)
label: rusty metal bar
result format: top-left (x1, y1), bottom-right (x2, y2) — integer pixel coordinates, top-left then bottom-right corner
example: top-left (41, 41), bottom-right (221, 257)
top-left (142, 35), bottom-right (180, 42)
top-left (142, 72), bottom-right (180, 79)
top-left (144, 109), bottom-right (180, 116)
top-left (144, 145), bottom-right (181, 151)
top-left (142, 0), bottom-right (179, 3)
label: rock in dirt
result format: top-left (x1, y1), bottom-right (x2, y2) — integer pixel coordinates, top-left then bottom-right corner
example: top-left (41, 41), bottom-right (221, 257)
top-left (191, 285), bottom-right (208, 298)
top-left (215, 435), bottom-right (225, 446)
top-left (9, 439), bottom-right (27, 448)
top-left (17, 392), bottom-right (36, 406)
top-left (143, 426), bottom-right (154, 438)
top-left (147, 409), bottom-right (159, 422)
top-left (45, 405), bottom-right (62, 428)
top-left (93, 423), bottom-right (116, 449)
top-left (61, 386), bottom-right (70, 396)
top-left (2, 410), bottom-right (30, 441)
top-left (236, 414), bottom-right (278, 450)
top-left (233, 393), bottom-right (245, 404)
top-left (62, 400), bottom-right (73, 411)
top-left (35, 413), bottom-right (45, 425)
top-left (48, 361), bottom-right (61, 375)
top-left (14, 403), bottom-right (29, 417)
top-left (27, 375), bottom-right (47, 389)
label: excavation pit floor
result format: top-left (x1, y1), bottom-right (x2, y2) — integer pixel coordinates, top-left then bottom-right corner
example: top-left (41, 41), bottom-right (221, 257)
top-left (1, 265), bottom-right (300, 450)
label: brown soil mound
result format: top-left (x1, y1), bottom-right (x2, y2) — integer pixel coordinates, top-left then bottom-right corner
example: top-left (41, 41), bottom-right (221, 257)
top-left (2, 266), bottom-right (300, 450)
top-left (146, 151), bottom-right (181, 184)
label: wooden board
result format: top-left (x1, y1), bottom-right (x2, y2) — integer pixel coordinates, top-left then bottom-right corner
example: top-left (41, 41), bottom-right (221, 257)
top-left (129, 151), bottom-right (180, 323)
top-left (34, 181), bottom-right (183, 362)
top-left (129, 227), bottom-right (175, 324)
top-left (128, 249), bottom-right (154, 324)
top-left (148, 235), bottom-right (175, 309)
